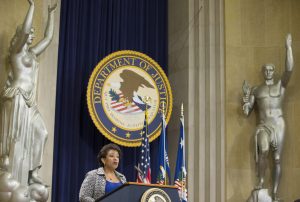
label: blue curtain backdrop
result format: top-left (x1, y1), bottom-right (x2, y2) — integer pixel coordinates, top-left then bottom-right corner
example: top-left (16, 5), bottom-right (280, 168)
top-left (52, 0), bottom-right (167, 201)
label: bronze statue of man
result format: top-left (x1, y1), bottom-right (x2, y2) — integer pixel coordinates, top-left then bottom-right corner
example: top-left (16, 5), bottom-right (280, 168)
top-left (242, 34), bottom-right (293, 201)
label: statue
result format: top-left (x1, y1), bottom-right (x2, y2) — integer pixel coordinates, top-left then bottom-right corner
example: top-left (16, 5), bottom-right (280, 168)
top-left (242, 34), bottom-right (293, 202)
top-left (0, 0), bottom-right (57, 201)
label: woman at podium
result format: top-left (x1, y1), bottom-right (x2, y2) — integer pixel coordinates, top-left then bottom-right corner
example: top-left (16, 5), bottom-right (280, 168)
top-left (79, 143), bottom-right (127, 201)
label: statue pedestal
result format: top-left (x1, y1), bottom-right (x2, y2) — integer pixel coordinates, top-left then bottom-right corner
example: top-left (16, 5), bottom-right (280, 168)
top-left (0, 171), bottom-right (49, 202)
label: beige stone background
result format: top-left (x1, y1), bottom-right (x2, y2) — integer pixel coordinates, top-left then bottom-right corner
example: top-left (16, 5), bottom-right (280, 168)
top-left (0, 0), bottom-right (60, 201)
top-left (225, 0), bottom-right (300, 201)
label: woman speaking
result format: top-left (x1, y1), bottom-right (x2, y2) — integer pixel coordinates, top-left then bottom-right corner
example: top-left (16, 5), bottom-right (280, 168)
top-left (79, 143), bottom-right (127, 201)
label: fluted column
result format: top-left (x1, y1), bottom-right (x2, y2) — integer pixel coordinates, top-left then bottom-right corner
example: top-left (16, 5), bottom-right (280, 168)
top-left (168, 0), bottom-right (224, 201)
top-left (187, 0), bottom-right (225, 201)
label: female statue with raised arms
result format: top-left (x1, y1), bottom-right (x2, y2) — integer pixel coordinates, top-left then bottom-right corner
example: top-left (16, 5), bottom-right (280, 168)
top-left (0, 0), bottom-right (57, 186)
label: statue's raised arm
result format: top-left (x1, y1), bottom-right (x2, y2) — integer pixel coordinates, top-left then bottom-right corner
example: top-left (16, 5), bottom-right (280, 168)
top-left (281, 33), bottom-right (294, 87)
top-left (30, 3), bottom-right (57, 56)
top-left (10, 0), bottom-right (35, 54)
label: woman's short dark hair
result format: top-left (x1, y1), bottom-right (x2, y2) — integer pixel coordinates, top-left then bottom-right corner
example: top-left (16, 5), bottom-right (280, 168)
top-left (97, 143), bottom-right (122, 165)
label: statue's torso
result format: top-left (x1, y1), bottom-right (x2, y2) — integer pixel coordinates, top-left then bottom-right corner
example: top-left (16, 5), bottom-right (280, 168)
top-left (254, 81), bottom-right (285, 123)
top-left (9, 51), bottom-right (38, 93)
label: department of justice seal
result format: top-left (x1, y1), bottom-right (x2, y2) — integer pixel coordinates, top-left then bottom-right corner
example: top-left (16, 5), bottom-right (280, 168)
top-left (87, 50), bottom-right (172, 147)
top-left (140, 188), bottom-right (171, 202)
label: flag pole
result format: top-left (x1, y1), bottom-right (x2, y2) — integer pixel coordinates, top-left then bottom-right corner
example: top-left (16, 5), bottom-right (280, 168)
top-left (181, 103), bottom-right (185, 198)
top-left (162, 102), bottom-right (166, 185)
top-left (142, 96), bottom-right (150, 184)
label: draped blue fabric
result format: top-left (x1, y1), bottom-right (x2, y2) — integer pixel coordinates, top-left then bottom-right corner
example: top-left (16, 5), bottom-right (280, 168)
top-left (52, 0), bottom-right (167, 201)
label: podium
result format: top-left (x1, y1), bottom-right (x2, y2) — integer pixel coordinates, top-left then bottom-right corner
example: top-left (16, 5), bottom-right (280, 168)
top-left (96, 182), bottom-right (181, 202)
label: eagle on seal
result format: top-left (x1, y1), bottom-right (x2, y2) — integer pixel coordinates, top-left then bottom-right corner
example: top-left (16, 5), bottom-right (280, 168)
top-left (119, 69), bottom-right (154, 109)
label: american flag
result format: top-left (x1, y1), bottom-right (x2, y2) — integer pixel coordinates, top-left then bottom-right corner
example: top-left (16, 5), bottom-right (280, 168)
top-left (137, 111), bottom-right (151, 184)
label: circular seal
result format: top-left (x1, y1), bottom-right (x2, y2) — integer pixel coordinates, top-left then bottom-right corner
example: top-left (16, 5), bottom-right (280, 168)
top-left (87, 50), bottom-right (172, 147)
top-left (140, 188), bottom-right (171, 202)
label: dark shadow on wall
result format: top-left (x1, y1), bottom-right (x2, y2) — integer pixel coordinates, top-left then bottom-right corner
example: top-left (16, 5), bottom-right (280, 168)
top-left (0, 32), bottom-right (9, 88)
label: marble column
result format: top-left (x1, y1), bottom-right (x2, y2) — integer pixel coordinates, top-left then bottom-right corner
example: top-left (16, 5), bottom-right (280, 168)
top-left (168, 0), bottom-right (225, 201)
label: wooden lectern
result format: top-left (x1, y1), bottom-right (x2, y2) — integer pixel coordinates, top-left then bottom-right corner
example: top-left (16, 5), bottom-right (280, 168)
top-left (96, 182), bottom-right (181, 202)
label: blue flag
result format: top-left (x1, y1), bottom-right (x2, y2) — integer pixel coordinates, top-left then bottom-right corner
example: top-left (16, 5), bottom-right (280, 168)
top-left (156, 112), bottom-right (171, 185)
top-left (137, 110), bottom-right (151, 184)
top-left (174, 115), bottom-right (188, 202)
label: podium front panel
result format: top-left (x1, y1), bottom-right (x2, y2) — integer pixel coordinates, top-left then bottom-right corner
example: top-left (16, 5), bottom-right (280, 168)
top-left (97, 183), bottom-right (181, 202)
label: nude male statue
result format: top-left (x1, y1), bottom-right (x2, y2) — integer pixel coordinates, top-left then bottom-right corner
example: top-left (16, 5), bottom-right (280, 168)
top-left (242, 34), bottom-right (293, 201)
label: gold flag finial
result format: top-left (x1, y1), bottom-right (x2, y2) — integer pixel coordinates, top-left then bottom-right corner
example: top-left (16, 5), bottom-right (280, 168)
top-left (143, 96), bottom-right (151, 118)
top-left (162, 102), bottom-right (165, 116)
top-left (181, 103), bottom-right (184, 117)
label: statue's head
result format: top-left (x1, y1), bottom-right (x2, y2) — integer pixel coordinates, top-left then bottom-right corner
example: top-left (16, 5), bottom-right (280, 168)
top-left (262, 64), bottom-right (275, 80)
top-left (9, 26), bottom-right (35, 59)
top-left (27, 28), bottom-right (35, 45)
top-left (10, 26), bottom-right (35, 50)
